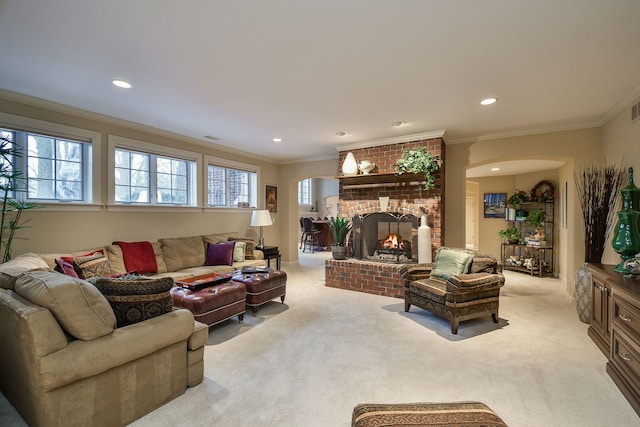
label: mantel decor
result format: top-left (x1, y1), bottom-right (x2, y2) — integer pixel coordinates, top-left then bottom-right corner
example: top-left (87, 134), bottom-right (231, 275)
top-left (393, 147), bottom-right (442, 190)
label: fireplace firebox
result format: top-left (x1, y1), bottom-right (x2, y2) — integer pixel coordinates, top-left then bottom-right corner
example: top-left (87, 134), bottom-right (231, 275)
top-left (352, 213), bottom-right (419, 263)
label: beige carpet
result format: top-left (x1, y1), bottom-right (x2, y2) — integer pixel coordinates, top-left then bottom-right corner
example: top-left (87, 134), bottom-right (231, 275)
top-left (2, 252), bottom-right (639, 426)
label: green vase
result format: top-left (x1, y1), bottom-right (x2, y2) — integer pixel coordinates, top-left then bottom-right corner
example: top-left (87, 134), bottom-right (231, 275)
top-left (612, 167), bottom-right (640, 273)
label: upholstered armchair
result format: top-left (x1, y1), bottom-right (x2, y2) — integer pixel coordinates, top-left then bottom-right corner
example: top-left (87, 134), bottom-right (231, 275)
top-left (402, 248), bottom-right (505, 334)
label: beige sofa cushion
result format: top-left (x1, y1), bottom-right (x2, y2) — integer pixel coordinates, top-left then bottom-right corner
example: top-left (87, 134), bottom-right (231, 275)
top-left (0, 253), bottom-right (50, 290)
top-left (159, 236), bottom-right (206, 272)
top-left (105, 242), bottom-right (168, 275)
top-left (15, 271), bottom-right (116, 340)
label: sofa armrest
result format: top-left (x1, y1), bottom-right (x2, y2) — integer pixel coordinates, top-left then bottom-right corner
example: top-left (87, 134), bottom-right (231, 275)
top-left (447, 272), bottom-right (505, 291)
top-left (401, 263), bottom-right (434, 282)
top-left (39, 309), bottom-right (195, 392)
top-left (253, 249), bottom-right (265, 260)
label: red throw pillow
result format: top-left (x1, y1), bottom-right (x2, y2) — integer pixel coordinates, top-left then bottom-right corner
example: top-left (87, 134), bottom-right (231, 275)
top-left (204, 241), bottom-right (235, 266)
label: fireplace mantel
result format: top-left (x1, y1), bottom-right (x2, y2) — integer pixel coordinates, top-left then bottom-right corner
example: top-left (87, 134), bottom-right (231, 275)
top-left (337, 172), bottom-right (424, 188)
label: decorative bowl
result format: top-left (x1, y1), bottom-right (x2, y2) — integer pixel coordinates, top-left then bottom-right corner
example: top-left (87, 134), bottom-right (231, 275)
top-left (358, 160), bottom-right (375, 174)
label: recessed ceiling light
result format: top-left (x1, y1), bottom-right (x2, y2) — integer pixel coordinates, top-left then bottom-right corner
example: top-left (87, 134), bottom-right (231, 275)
top-left (273, 138), bottom-right (282, 143)
top-left (491, 167), bottom-right (500, 171)
top-left (391, 121), bottom-right (407, 127)
top-left (481, 98), bottom-right (497, 105)
top-left (336, 131), bottom-right (349, 137)
top-left (112, 79), bottom-right (132, 89)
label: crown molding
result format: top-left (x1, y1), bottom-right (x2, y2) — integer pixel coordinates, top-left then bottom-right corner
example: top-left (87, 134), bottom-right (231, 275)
top-left (602, 81), bottom-right (640, 124)
top-left (445, 122), bottom-right (602, 145)
top-left (335, 130), bottom-right (446, 152)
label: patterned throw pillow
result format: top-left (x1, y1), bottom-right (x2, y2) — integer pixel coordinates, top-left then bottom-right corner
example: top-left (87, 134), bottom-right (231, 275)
top-left (73, 252), bottom-right (113, 279)
top-left (91, 276), bottom-right (174, 328)
top-left (228, 237), bottom-right (255, 259)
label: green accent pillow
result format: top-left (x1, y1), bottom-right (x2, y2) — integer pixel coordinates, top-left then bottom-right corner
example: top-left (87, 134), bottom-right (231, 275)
top-left (233, 241), bottom-right (247, 262)
top-left (430, 248), bottom-right (475, 280)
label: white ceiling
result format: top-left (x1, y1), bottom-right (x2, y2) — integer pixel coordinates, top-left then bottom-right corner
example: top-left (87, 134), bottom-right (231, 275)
top-left (1, 1), bottom-right (639, 168)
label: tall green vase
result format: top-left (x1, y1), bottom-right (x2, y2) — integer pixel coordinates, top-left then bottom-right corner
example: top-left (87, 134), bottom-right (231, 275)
top-left (612, 167), bottom-right (640, 273)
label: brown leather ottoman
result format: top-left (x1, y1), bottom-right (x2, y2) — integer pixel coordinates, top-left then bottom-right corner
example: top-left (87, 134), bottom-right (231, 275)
top-left (170, 280), bottom-right (246, 326)
top-left (231, 269), bottom-right (287, 316)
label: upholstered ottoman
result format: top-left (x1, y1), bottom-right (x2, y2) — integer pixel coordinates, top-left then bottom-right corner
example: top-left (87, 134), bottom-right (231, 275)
top-left (170, 281), bottom-right (246, 326)
top-left (352, 402), bottom-right (508, 427)
top-left (231, 269), bottom-right (287, 315)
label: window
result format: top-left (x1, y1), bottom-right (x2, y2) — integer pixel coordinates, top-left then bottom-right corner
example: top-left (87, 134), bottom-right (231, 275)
top-left (0, 127), bottom-right (92, 203)
top-left (208, 164), bottom-right (257, 208)
top-left (114, 148), bottom-right (194, 205)
top-left (298, 178), bottom-right (311, 205)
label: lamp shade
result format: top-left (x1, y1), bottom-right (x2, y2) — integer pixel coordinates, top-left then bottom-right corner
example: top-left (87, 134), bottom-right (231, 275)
top-left (251, 210), bottom-right (273, 227)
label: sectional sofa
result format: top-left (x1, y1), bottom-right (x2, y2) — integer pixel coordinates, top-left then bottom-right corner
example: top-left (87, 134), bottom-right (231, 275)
top-left (0, 231), bottom-right (266, 426)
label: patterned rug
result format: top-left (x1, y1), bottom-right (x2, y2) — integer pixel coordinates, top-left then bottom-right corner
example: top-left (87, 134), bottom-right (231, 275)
top-left (352, 402), bottom-right (508, 427)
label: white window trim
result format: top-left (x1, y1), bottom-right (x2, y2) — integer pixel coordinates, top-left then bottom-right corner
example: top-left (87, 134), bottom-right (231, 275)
top-left (0, 112), bottom-right (101, 211)
top-left (204, 155), bottom-right (261, 210)
top-left (108, 135), bottom-right (203, 211)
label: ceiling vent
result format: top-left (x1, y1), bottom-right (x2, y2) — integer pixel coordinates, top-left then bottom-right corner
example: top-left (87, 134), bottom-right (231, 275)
top-left (633, 101), bottom-right (640, 123)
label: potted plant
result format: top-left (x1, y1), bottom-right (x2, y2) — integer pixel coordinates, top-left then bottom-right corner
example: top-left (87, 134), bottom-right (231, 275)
top-left (498, 226), bottom-right (521, 244)
top-left (328, 216), bottom-right (352, 260)
top-left (0, 136), bottom-right (40, 262)
top-left (393, 147), bottom-right (442, 190)
top-left (506, 190), bottom-right (529, 208)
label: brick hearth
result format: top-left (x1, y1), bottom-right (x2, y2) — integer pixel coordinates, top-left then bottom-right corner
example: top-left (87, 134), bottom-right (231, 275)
top-left (325, 259), bottom-right (407, 299)
top-left (326, 135), bottom-right (444, 299)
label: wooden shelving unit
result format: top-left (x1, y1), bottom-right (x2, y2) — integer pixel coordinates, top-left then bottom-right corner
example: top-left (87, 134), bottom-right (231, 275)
top-left (501, 201), bottom-right (555, 277)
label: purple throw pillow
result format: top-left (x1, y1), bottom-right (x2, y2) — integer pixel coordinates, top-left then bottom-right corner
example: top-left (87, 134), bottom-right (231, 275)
top-left (204, 241), bottom-right (235, 266)
top-left (54, 258), bottom-right (79, 278)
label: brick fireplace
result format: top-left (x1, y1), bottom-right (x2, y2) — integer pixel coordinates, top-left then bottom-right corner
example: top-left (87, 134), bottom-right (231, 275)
top-left (325, 134), bottom-right (445, 298)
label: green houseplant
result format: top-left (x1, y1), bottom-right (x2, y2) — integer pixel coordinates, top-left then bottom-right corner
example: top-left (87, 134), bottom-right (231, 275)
top-left (498, 226), bottom-right (521, 244)
top-left (0, 135), bottom-right (40, 262)
top-left (525, 210), bottom-right (545, 228)
top-left (506, 190), bottom-right (529, 208)
top-left (328, 216), bottom-right (352, 260)
top-left (393, 147), bottom-right (442, 190)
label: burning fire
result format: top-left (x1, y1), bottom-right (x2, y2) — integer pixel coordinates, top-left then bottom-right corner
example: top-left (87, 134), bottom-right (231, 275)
top-left (382, 234), bottom-right (405, 249)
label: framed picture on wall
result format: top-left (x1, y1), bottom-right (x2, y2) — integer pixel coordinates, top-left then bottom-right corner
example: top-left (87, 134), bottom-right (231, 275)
top-left (265, 184), bottom-right (278, 213)
top-left (484, 193), bottom-right (506, 218)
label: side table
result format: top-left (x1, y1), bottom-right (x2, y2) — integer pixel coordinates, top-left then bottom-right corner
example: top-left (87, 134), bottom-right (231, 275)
top-left (259, 245), bottom-right (281, 270)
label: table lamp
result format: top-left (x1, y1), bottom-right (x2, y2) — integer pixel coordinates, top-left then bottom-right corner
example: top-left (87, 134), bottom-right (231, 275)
top-left (251, 209), bottom-right (273, 249)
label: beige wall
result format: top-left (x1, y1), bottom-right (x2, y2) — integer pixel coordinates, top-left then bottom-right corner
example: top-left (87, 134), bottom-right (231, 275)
top-left (0, 94), bottom-right (283, 255)
top-left (445, 128), bottom-right (602, 293)
top-left (601, 100), bottom-right (640, 265)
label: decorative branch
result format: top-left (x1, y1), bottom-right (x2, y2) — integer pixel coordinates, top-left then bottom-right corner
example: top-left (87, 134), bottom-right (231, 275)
top-left (574, 163), bottom-right (626, 263)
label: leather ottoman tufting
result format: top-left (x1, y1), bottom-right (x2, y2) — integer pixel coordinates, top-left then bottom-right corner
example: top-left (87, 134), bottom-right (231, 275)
top-left (171, 280), bottom-right (247, 326)
top-left (352, 402), bottom-right (508, 427)
top-left (231, 269), bottom-right (287, 316)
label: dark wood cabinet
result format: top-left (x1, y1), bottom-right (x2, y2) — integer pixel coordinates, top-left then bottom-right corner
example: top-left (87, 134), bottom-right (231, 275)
top-left (588, 263), bottom-right (640, 416)
top-left (588, 266), bottom-right (612, 355)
